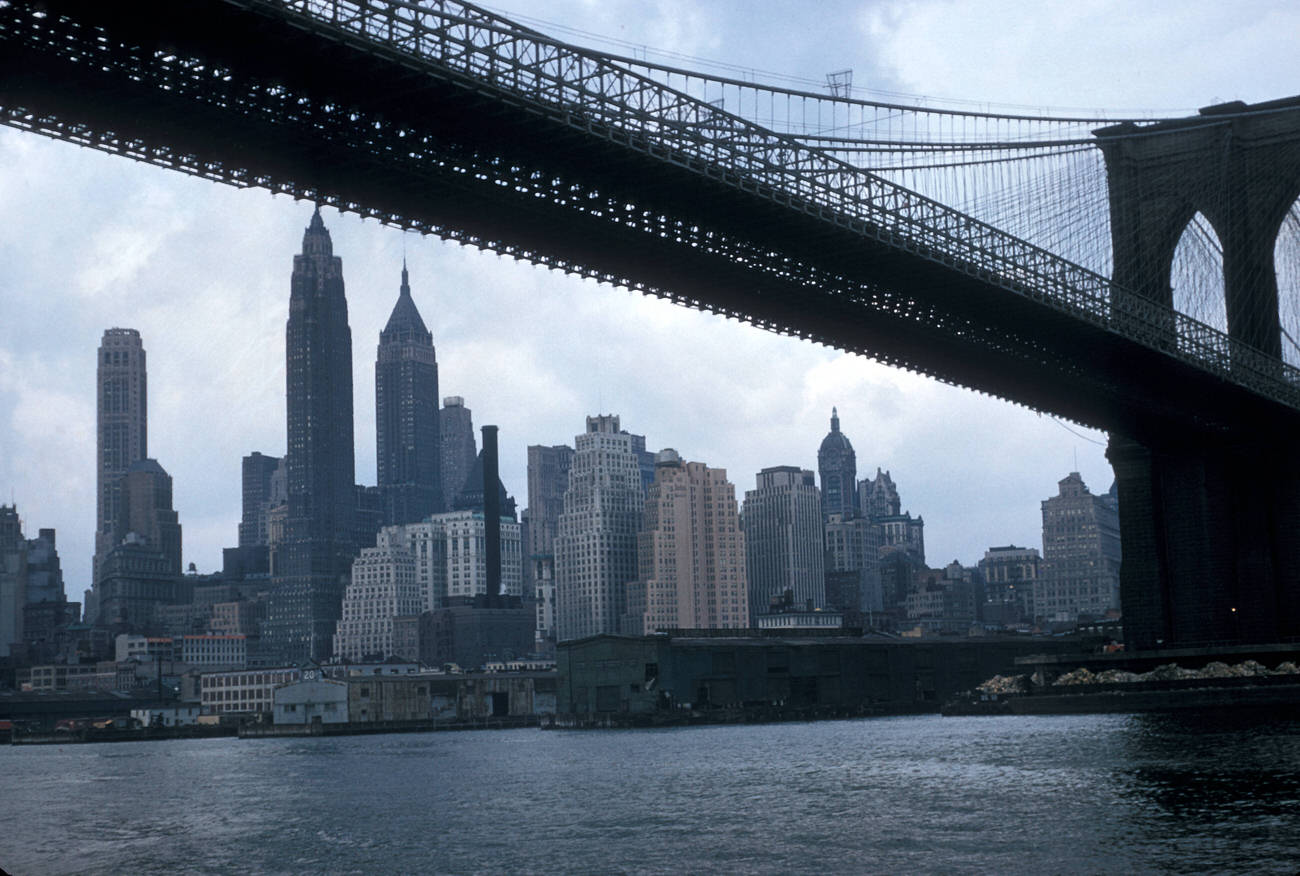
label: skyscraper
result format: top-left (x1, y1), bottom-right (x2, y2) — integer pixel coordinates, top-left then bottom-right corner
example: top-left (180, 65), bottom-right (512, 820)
top-left (817, 407), bottom-right (859, 519)
top-left (630, 450), bottom-right (748, 634)
top-left (332, 527), bottom-right (420, 662)
top-left (263, 208), bottom-right (358, 663)
top-left (117, 459), bottom-right (182, 576)
top-left (743, 466), bottom-right (825, 621)
top-left (824, 512), bottom-right (882, 613)
top-left (94, 327), bottom-right (147, 585)
top-left (554, 415), bottom-right (645, 641)
top-left (440, 396), bottom-right (477, 510)
top-left (375, 262), bottom-right (441, 526)
top-left (526, 443), bottom-right (574, 647)
top-left (1037, 472), bottom-right (1122, 624)
top-left (239, 452), bottom-right (281, 548)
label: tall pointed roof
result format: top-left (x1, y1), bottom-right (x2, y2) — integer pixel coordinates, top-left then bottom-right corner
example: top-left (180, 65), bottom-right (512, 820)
top-left (380, 260), bottom-right (432, 344)
top-left (301, 205), bottom-right (333, 257)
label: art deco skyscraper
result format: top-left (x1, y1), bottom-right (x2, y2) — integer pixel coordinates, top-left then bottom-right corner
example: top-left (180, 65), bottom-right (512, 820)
top-left (94, 328), bottom-right (147, 585)
top-left (554, 415), bottom-right (644, 641)
top-left (817, 407), bottom-right (859, 519)
top-left (263, 208), bottom-right (357, 663)
top-left (376, 262), bottom-right (441, 525)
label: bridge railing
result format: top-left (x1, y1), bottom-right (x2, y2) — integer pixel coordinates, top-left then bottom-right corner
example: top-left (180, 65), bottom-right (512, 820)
top-left (258, 0), bottom-right (1300, 410)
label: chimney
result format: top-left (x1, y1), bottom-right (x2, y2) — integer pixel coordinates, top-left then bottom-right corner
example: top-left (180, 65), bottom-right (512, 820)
top-left (481, 425), bottom-right (501, 598)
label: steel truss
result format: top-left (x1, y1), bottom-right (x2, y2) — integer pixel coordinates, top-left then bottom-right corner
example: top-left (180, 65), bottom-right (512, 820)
top-left (2, 0), bottom-right (1298, 440)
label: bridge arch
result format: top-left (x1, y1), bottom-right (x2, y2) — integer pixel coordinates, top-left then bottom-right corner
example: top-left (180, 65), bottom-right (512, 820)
top-left (1169, 211), bottom-right (1227, 334)
top-left (1273, 199), bottom-right (1300, 367)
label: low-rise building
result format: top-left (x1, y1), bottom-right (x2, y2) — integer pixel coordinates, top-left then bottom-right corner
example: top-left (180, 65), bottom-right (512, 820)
top-left (24, 662), bottom-right (119, 692)
top-left (114, 634), bottom-right (178, 663)
top-left (130, 704), bottom-right (202, 727)
top-left (272, 676), bottom-right (348, 725)
top-left (348, 675), bottom-right (435, 722)
top-left (180, 634), bottom-right (247, 669)
top-left (199, 666), bottom-right (302, 715)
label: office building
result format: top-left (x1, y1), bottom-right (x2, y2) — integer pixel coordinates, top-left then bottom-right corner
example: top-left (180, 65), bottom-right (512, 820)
top-left (979, 545), bottom-right (1041, 625)
top-left (263, 208), bottom-right (358, 663)
top-left (239, 452), bottom-right (281, 548)
top-left (94, 327), bottom-right (148, 586)
top-left (742, 466), bottom-right (825, 621)
top-left (526, 443), bottom-right (574, 649)
top-left (333, 528), bottom-right (421, 662)
top-left (1037, 472), bottom-right (1122, 623)
top-left (824, 512), bottom-right (882, 613)
top-left (554, 415), bottom-right (645, 641)
top-left (376, 262), bottom-right (442, 526)
top-left (440, 396), bottom-right (477, 510)
top-left (630, 450), bottom-right (748, 634)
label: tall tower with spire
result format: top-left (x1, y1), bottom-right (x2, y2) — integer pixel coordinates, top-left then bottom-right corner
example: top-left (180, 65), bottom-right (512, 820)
top-left (817, 407), bottom-right (859, 519)
top-left (376, 260), bottom-right (441, 525)
top-left (264, 208), bottom-right (357, 663)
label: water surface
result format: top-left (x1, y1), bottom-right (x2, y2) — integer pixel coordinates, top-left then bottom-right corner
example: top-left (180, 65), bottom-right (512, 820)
top-left (3, 711), bottom-right (1298, 874)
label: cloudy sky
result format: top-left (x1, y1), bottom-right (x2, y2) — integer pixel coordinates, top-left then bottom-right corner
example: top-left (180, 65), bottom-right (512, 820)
top-left (2, 0), bottom-right (1298, 597)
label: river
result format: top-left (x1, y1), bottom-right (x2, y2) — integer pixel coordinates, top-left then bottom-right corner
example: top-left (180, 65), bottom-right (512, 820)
top-left (2, 710), bottom-right (1298, 874)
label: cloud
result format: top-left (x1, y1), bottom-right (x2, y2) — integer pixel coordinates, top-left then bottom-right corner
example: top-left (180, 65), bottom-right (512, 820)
top-left (862, 0), bottom-right (1300, 110)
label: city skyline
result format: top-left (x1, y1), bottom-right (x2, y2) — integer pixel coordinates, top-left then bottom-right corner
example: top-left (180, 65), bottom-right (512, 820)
top-left (2, 1), bottom-right (1297, 591)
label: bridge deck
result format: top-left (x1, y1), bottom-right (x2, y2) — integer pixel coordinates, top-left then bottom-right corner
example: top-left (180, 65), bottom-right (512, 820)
top-left (2, 0), bottom-right (1297, 444)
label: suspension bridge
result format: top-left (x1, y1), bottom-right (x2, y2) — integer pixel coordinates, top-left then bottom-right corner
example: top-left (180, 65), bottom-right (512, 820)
top-left (2, 0), bottom-right (1298, 649)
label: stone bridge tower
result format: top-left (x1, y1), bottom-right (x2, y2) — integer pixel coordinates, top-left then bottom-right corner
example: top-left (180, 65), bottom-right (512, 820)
top-left (1095, 97), bottom-right (1300, 650)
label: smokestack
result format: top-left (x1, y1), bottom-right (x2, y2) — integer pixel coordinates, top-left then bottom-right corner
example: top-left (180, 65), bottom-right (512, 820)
top-left (481, 425), bottom-right (501, 598)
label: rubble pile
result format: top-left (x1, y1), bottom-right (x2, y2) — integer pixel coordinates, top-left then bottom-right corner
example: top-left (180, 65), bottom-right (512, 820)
top-left (1052, 668), bottom-right (1096, 686)
top-left (1144, 663), bottom-right (1201, 681)
top-left (976, 675), bottom-right (1027, 695)
top-left (1048, 659), bottom-right (1300, 687)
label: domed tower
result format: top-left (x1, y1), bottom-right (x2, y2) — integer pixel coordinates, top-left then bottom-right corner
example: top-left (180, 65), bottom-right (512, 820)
top-left (817, 407), bottom-right (859, 519)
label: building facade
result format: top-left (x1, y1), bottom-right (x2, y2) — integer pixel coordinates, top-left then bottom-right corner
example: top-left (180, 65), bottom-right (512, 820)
top-left (824, 512), bottom-right (882, 613)
top-left (631, 450), bottom-right (748, 634)
top-left (95, 327), bottom-right (148, 587)
top-left (376, 262), bottom-right (442, 527)
top-left (387, 511), bottom-right (524, 612)
top-left (179, 634), bottom-right (248, 669)
top-left (554, 415), bottom-right (645, 641)
top-left (743, 466), bottom-right (825, 621)
top-left (525, 443), bottom-right (574, 611)
top-left (264, 209), bottom-right (358, 663)
top-left (239, 452), bottom-right (281, 549)
top-left (199, 666), bottom-right (303, 715)
top-left (859, 468), bottom-right (901, 520)
top-left (979, 545), bottom-right (1041, 624)
top-left (439, 396), bottom-right (477, 511)
top-left (332, 529), bottom-right (421, 662)
top-left (1, 507), bottom-right (68, 658)
top-left (1037, 472), bottom-right (1122, 623)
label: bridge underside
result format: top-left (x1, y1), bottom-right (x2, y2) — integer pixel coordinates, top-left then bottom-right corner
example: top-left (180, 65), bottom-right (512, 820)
top-left (4, 2), bottom-right (1300, 650)
top-left (3, 1), bottom-right (1297, 448)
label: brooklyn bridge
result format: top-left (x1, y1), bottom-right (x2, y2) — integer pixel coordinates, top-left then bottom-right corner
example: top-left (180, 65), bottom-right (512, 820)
top-left (2, 0), bottom-right (1298, 650)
